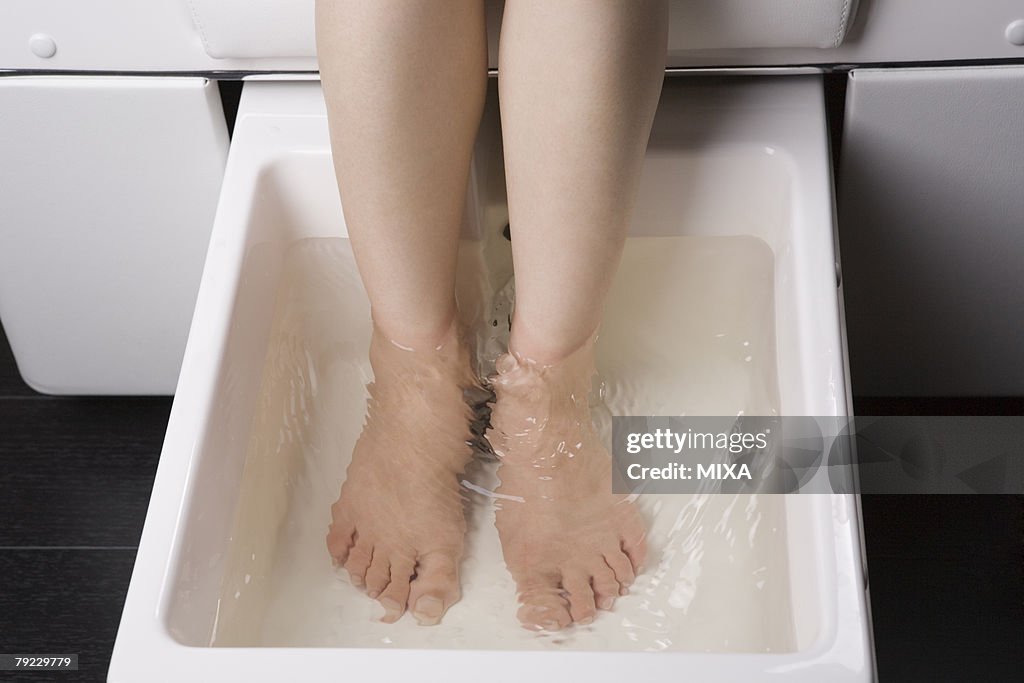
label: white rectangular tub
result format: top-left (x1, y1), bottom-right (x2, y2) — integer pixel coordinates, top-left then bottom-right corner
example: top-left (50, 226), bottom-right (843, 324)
top-left (110, 76), bottom-right (873, 682)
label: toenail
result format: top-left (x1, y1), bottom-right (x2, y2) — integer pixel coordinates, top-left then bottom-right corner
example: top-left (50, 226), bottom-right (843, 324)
top-left (540, 620), bottom-right (561, 631)
top-left (413, 596), bottom-right (444, 625)
top-left (577, 615), bottom-right (594, 625)
top-left (368, 590), bottom-right (380, 598)
top-left (350, 574), bottom-right (363, 587)
top-left (380, 597), bottom-right (402, 620)
top-left (599, 597), bottom-right (615, 610)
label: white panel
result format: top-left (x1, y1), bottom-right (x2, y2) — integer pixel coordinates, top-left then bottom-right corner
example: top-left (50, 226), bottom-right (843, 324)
top-left (838, 66), bottom-right (1024, 396)
top-left (0, 0), bottom-right (314, 72)
top-left (0, 77), bottom-right (228, 394)
top-left (0, 0), bottom-right (1021, 70)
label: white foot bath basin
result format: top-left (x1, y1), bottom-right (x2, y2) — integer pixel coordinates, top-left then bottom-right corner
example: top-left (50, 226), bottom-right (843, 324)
top-left (109, 77), bottom-right (873, 682)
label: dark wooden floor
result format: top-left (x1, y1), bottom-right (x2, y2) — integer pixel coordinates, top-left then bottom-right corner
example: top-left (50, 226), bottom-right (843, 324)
top-left (0, 325), bottom-right (170, 682)
top-left (0, 324), bottom-right (1021, 682)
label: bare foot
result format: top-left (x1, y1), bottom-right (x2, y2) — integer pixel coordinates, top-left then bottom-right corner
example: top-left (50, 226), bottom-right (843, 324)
top-left (488, 339), bottom-right (647, 631)
top-left (326, 321), bottom-right (480, 625)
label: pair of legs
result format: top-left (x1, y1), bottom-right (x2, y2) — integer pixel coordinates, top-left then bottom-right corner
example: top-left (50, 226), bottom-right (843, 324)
top-left (318, 0), bottom-right (667, 629)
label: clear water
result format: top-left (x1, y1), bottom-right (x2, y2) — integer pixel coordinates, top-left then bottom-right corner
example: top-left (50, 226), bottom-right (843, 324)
top-left (210, 233), bottom-right (793, 653)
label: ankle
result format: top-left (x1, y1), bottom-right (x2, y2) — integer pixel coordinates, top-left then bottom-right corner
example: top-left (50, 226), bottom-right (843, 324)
top-left (489, 346), bottom-right (597, 439)
top-left (499, 334), bottom-right (597, 393)
top-left (507, 318), bottom-right (598, 367)
top-left (369, 317), bottom-right (475, 389)
top-left (370, 305), bottom-right (461, 353)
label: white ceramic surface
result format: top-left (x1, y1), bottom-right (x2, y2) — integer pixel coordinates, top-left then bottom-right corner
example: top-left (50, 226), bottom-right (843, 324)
top-left (109, 77), bottom-right (872, 682)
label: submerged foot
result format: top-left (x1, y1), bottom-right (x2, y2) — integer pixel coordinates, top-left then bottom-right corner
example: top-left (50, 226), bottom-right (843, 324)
top-left (489, 340), bottom-right (647, 631)
top-left (326, 321), bottom-right (479, 625)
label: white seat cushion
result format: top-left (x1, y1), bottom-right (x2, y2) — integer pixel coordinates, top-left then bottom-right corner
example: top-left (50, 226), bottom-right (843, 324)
top-left (670, 0), bottom-right (861, 50)
top-left (186, 0), bottom-right (860, 60)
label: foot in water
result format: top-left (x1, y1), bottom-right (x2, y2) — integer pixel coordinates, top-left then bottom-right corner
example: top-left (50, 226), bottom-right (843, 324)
top-left (488, 339), bottom-right (646, 631)
top-left (326, 321), bottom-right (483, 625)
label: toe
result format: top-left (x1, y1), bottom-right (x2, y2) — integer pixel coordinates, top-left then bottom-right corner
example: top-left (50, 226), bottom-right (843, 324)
top-left (562, 570), bottom-right (597, 625)
top-left (325, 519), bottom-right (355, 565)
top-left (364, 550), bottom-right (391, 599)
top-left (622, 529), bottom-right (648, 574)
top-left (516, 600), bottom-right (572, 632)
top-left (408, 551), bottom-right (461, 626)
top-left (591, 564), bottom-right (621, 611)
top-left (343, 538), bottom-right (373, 588)
top-left (377, 556), bottom-right (415, 623)
top-left (604, 548), bottom-right (636, 594)
top-left (514, 571), bottom-right (573, 632)
top-left (614, 520), bottom-right (647, 573)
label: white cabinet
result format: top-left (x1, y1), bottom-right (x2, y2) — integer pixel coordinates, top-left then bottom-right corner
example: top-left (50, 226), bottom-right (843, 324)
top-left (0, 77), bottom-right (228, 394)
top-left (838, 65), bottom-right (1024, 396)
